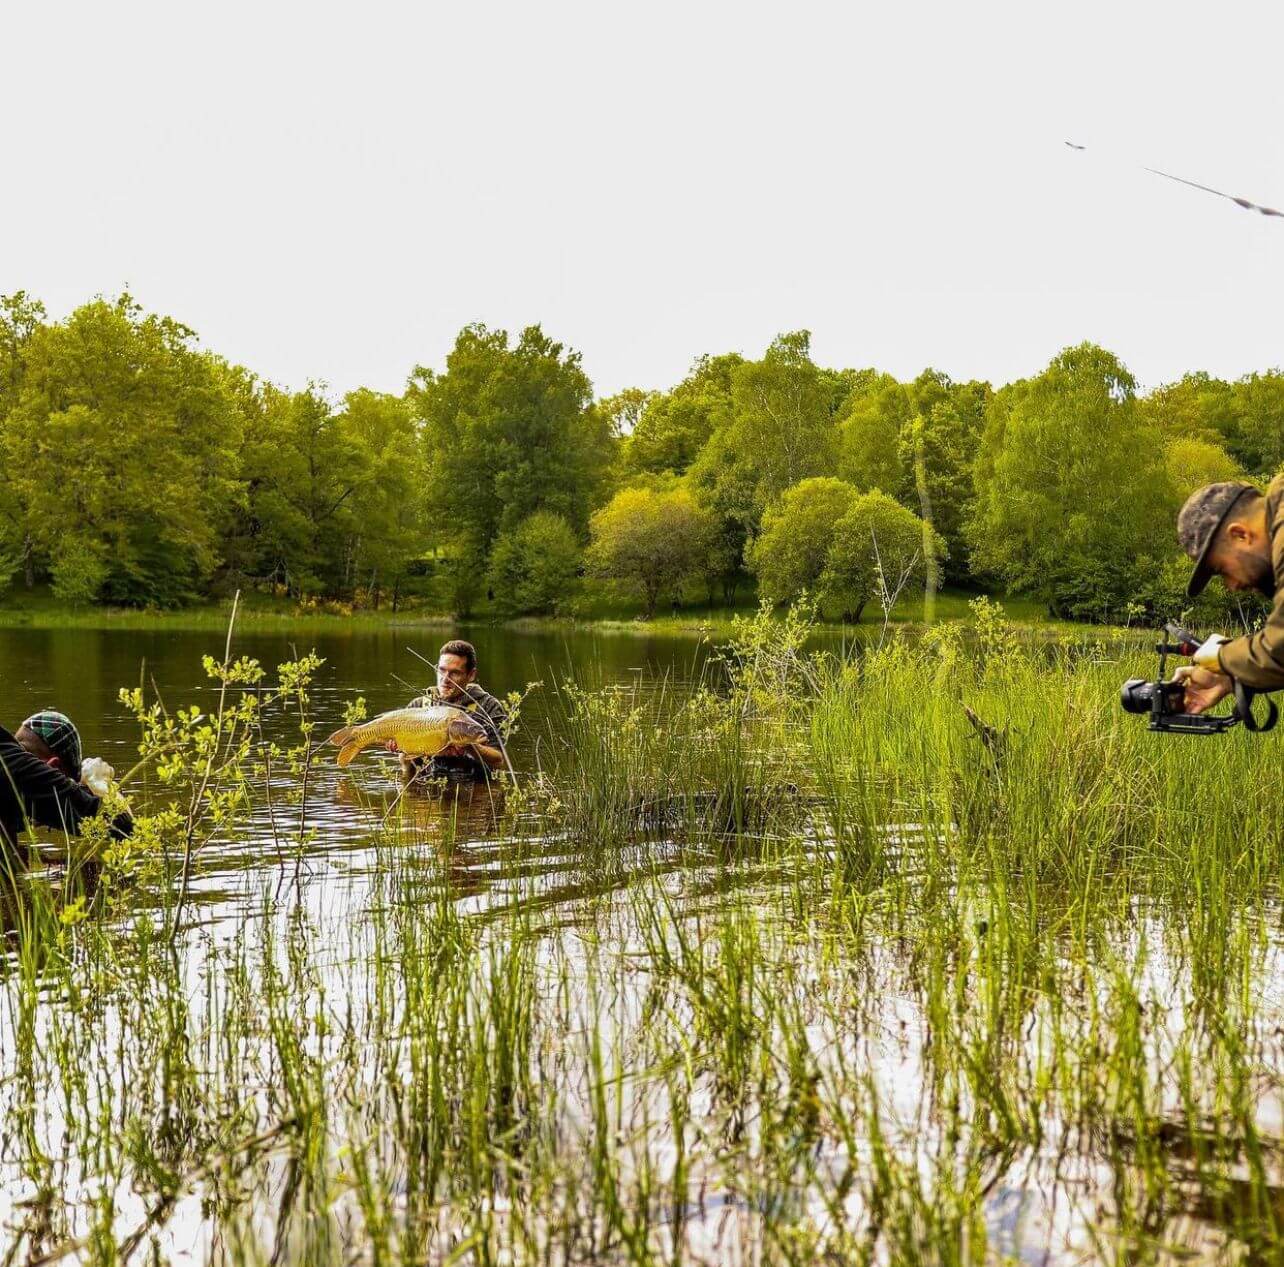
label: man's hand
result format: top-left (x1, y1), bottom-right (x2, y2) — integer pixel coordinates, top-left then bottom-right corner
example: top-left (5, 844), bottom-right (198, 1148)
top-left (1192, 634), bottom-right (1230, 671)
top-left (383, 739), bottom-right (400, 754)
top-left (1173, 664), bottom-right (1234, 715)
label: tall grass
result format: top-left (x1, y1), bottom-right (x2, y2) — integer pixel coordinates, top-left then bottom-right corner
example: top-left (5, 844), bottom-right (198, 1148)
top-left (0, 601), bottom-right (1281, 1263)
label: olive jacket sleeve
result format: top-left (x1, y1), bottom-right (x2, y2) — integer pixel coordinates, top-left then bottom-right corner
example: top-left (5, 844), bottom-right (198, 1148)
top-left (1217, 475), bottom-right (1284, 691)
top-left (0, 729), bottom-right (131, 849)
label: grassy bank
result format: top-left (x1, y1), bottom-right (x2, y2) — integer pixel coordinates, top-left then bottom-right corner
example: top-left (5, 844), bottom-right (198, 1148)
top-left (0, 604), bottom-right (1278, 1262)
top-left (0, 583), bottom-right (1081, 638)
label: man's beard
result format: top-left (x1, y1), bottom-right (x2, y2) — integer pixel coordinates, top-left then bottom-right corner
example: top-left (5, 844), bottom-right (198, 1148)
top-left (1252, 551), bottom-right (1276, 597)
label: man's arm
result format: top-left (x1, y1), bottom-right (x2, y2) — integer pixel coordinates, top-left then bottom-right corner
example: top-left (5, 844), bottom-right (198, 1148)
top-left (1217, 593), bottom-right (1284, 691)
top-left (475, 695), bottom-right (509, 769)
top-left (0, 746), bottom-right (106, 838)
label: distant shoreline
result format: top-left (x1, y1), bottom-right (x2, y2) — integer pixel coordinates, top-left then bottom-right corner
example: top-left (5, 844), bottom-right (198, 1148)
top-left (0, 589), bottom-right (1113, 640)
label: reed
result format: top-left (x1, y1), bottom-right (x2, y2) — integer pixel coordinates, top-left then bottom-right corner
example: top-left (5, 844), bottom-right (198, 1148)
top-left (0, 600), bottom-right (1280, 1263)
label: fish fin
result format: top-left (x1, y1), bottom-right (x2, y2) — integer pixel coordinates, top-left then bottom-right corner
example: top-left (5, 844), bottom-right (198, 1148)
top-left (327, 726), bottom-right (352, 748)
top-left (336, 740), bottom-right (364, 767)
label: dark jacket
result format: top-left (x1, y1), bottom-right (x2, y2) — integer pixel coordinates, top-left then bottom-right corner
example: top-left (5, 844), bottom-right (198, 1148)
top-left (406, 683), bottom-right (509, 782)
top-left (0, 726), bottom-right (133, 856)
top-left (1219, 474), bottom-right (1284, 690)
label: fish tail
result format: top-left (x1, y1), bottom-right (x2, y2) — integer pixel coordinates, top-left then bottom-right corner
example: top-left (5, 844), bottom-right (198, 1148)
top-left (328, 726), bottom-right (367, 766)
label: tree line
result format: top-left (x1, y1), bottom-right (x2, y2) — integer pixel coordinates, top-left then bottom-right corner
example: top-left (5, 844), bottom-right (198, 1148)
top-left (1, 291), bottom-right (1278, 622)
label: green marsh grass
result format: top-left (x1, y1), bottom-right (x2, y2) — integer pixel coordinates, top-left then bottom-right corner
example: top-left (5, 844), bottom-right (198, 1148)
top-left (1, 600), bottom-right (1282, 1263)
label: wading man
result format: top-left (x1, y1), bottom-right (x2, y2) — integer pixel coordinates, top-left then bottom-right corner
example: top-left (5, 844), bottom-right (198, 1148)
top-left (1175, 477), bottom-right (1284, 712)
top-left (391, 639), bottom-right (509, 784)
top-left (0, 710), bottom-right (133, 859)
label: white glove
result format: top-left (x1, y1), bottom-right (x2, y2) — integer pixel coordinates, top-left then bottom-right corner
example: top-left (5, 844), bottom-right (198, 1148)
top-left (80, 756), bottom-right (115, 798)
top-left (1192, 634), bottom-right (1230, 672)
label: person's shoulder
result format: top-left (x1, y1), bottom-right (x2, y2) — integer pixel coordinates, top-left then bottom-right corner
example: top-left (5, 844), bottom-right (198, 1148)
top-left (465, 683), bottom-right (508, 719)
top-left (1267, 476), bottom-right (1284, 538)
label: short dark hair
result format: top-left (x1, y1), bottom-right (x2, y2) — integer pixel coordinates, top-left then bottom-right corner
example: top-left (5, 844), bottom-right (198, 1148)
top-left (439, 639), bottom-right (477, 673)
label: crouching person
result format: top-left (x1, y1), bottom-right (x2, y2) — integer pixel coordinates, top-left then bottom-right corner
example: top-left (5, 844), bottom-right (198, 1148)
top-left (0, 710), bottom-right (133, 862)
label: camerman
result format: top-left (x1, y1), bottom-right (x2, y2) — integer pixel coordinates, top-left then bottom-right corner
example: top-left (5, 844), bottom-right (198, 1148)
top-left (1174, 477), bottom-right (1284, 713)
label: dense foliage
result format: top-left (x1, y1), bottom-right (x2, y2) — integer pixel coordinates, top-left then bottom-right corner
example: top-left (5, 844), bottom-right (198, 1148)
top-left (0, 290), bottom-right (1274, 620)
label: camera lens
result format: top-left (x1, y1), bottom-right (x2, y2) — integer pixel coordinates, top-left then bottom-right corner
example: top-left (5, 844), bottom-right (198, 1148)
top-left (1120, 678), bottom-right (1153, 714)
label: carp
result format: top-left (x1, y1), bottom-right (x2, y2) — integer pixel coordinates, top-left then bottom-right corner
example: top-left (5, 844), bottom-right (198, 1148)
top-left (327, 705), bottom-right (491, 767)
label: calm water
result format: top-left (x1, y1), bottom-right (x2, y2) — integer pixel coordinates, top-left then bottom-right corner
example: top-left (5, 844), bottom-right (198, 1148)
top-left (0, 623), bottom-right (721, 907)
top-left (0, 624), bottom-right (1274, 1265)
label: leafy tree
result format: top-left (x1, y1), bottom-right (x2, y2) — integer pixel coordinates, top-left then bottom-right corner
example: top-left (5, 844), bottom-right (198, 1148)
top-left (3, 296), bottom-right (245, 606)
top-left (1164, 436), bottom-right (1242, 500)
top-left (0, 292), bottom-right (46, 590)
top-left (335, 388), bottom-right (423, 607)
top-left (1228, 371), bottom-right (1284, 476)
top-left (596, 388), bottom-right (655, 439)
top-left (968, 344), bottom-right (1174, 619)
top-left (836, 374), bottom-right (909, 495)
top-left (1141, 372), bottom-right (1238, 446)
top-left (586, 487), bottom-right (715, 618)
top-left (899, 380), bottom-right (989, 581)
top-left (726, 331), bottom-right (838, 508)
top-left (230, 383), bottom-right (374, 596)
top-left (821, 491), bottom-right (941, 621)
top-left (747, 477), bottom-right (859, 607)
top-left (409, 324), bottom-right (613, 564)
top-left (0, 291), bottom-right (45, 416)
top-left (625, 354), bottom-right (741, 477)
top-left (486, 511), bottom-right (581, 615)
top-left (49, 535), bottom-right (108, 607)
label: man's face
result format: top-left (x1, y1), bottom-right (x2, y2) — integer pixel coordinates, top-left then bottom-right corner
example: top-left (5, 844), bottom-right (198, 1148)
top-left (436, 653), bottom-right (475, 701)
top-left (1208, 519), bottom-right (1276, 596)
top-left (14, 725), bottom-right (63, 772)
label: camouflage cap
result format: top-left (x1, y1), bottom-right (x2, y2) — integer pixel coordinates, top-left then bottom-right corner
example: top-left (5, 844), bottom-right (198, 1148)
top-left (20, 710), bottom-right (83, 779)
top-left (1177, 481), bottom-right (1258, 598)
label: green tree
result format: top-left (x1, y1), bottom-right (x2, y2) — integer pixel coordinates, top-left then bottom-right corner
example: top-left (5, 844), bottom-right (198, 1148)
top-left (585, 487), bottom-right (716, 617)
top-left (900, 380), bottom-right (989, 581)
top-left (1228, 371), bottom-right (1284, 476)
top-left (335, 388), bottom-right (423, 607)
top-left (836, 374), bottom-right (909, 495)
top-left (596, 387), bottom-right (655, 440)
top-left (231, 384), bottom-right (369, 597)
top-left (1164, 436), bottom-right (1242, 499)
top-left (0, 291), bottom-right (47, 590)
top-left (624, 354), bottom-right (741, 477)
top-left (727, 331), bottom-right (838, 507)
top-left (968, 344), bottom-right (1174, 619)
top-left (409, 324), bottom-right (613, 567)
top-left (486, 511), bottom-right (581, 616)
top-left (3, 296), bottom-right (245, 606)
top-left (1141, 372), bottom-right (1238, 446)
top-left (820, 490), bottom-right (941, 621)
top-left (747, 477), bottom-right (859, 607)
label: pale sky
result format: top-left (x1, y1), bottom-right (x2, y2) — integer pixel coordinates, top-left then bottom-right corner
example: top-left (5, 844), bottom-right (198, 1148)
top-left (5, 1), bottom-right (1283, 401)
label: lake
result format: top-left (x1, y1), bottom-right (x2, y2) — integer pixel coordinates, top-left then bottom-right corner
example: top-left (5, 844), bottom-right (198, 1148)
top-left (0, 619), bottom-right (1279, 1266)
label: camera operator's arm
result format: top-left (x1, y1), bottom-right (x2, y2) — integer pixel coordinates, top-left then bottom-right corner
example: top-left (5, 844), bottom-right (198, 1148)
top-left (1217, 597), bottom-right (1284, 692)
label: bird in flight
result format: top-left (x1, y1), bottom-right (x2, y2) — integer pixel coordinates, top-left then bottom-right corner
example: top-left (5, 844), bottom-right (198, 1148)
top-left (1065, 141), bottom-right (1284, 218)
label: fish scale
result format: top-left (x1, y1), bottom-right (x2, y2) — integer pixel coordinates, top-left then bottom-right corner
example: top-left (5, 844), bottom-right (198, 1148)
top-left (327, 706), bottom-right (490, 767)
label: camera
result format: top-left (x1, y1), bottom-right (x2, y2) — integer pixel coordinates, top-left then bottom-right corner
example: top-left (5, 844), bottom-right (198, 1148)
top-left (1120, 676), bottom-right (1189, 719)
top-left (1120, 622), bottom-right (1277, 735)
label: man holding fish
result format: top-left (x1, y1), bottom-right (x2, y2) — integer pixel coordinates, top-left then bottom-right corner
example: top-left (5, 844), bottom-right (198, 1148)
top-left (328, 639), bottom-right (509, 784)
